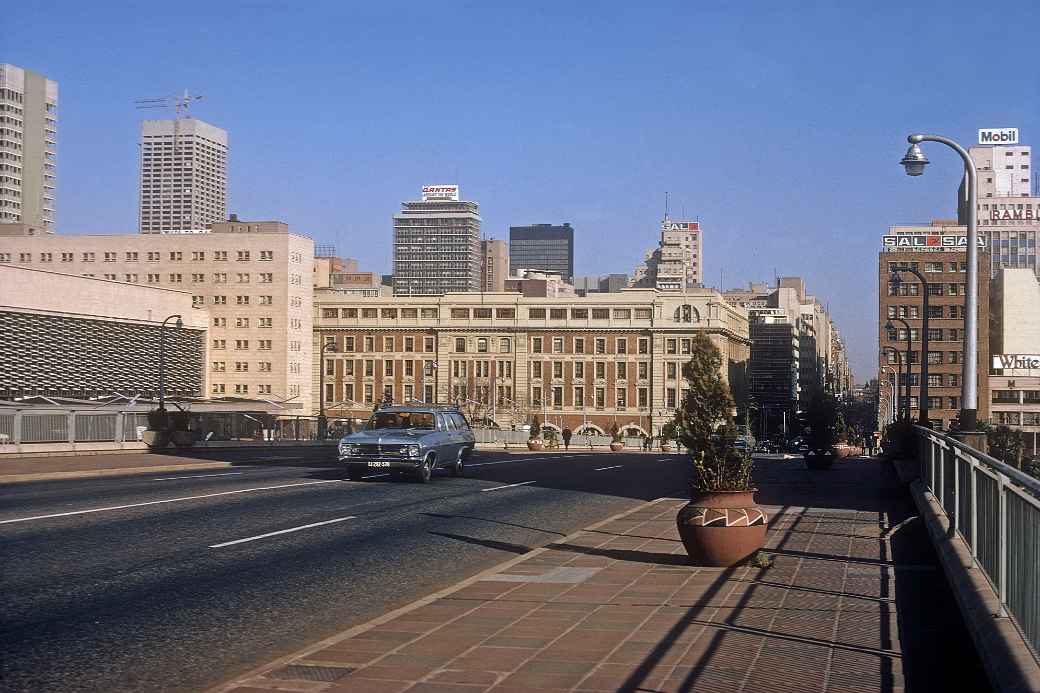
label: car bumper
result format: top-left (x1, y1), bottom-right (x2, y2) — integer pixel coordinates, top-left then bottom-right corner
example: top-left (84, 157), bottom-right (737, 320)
top-left (339, 456), bottom-right (423, 471)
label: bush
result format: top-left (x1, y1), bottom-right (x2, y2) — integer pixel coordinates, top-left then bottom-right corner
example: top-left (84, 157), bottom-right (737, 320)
top-left (660, 421), bottom-right (678, 443)
top-left (528, 416), bottom-right (541, 439)
top-left (610, 422), bottom-right (622, 443)
top-left (169, 410), bottom-right (191, 432)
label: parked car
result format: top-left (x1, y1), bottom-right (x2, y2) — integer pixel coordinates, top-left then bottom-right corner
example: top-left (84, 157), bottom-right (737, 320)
top-left (337, 406), bottom-right (475, 483)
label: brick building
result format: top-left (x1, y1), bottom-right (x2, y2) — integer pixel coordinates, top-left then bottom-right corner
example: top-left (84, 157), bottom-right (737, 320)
top-left (878, 223), bottom-right (990, 430)
top-left (313, 290), bottom-right (750, 436)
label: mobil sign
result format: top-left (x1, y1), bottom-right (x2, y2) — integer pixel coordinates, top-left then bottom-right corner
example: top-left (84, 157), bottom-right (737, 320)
top-left (978, 128), bottom-right (1019, 145)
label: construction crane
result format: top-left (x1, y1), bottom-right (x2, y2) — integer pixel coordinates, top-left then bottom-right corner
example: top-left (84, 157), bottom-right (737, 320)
top-left (134, 89), bottom-right (203, 118)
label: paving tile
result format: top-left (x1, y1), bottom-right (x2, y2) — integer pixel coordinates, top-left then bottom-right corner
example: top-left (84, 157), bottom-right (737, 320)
top-left (449, 646), bottom-right (538, 671)
top-left (327, 678), bottom-right (412, 693)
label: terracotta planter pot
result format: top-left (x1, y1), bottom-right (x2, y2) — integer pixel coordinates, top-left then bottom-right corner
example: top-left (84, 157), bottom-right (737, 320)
top-left (804, 449), bottom-right (836, 470)
top-left (527, 438), bottom-right (543, 451)
top-left (142, 430), bottom-right (168, 450)
top-left (661, 442), bottom-right (675, 453)
top-left (676, 490), bottom-right (767, 567)
top-left (609, 441), bottom-right (624, 452)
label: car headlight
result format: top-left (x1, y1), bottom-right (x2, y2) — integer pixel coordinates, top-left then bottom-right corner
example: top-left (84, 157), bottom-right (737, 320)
top-left (407, 445), bottom-right (421, 458)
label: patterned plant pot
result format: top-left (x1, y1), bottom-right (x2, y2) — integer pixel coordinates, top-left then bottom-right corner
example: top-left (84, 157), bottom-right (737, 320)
top-left (805, 449), bottom-right (836, 470)
top-left (609, 441), bottom-right (625, 452)
top-left (527, 438), bottom-right (543, 451)
top-left (142, 430), bottom-right (169, 450)
top-left (676, 490), bottom-right (767, 567)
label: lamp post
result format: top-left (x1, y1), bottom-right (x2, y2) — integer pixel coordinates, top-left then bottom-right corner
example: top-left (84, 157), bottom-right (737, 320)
top-left (901, 133), bottom-right (980, 432)
top-left (158, 314), bottom-right (183, 414)
top-left (880, 355), bottom-right (901, 424)
top-left (318, 336), bottom-right (337, 439)
top-left (890, 268), bottom-right (932, 427)
top-left (885, 317), bottom-right (913, 421)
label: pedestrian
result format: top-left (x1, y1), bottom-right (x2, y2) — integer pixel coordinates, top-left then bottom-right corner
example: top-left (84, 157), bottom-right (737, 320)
top-left (562, 427), bottom-right (572, 450)
top-left (643, 433), bottom-right (650, 451)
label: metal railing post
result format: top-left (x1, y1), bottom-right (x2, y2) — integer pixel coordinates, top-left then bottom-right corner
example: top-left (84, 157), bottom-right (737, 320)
top-left (952, 447), bottom-right (961, 538)
top-left (997, 472), bottom-right (1009, 618)
top-left (970, 460), bottom-right (978, 563)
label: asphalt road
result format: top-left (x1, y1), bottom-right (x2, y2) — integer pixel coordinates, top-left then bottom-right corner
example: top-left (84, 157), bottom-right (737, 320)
top-left (0, 449), bottom-right (692, 693)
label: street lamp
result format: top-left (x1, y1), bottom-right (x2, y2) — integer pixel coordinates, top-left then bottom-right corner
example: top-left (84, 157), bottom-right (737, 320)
top-left (158, 314), bottom-right (183, 413)
top-left (318, 336), bottom-right (338, 439)
top-left (885, 317), bottom-right (913, 421)
top-left (890, 266), bottom-right (932, 427)
top-left (900, 133), bottom-right (980, 432)
top-left (880, 351), bottom-right (902, 424)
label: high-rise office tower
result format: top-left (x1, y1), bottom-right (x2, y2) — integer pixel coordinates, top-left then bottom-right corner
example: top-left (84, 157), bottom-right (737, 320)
top-left (138, 118), bottom-right (228, 233)
top-left (509, 223), bottom-right (574, 281)
top-left (393, 185), bottom-right (481, 295)
top-left (633, 220), bottom-right (703, 290)
top-left (480, 239), bottom-right (509, 291)
top-left (960, 139), bottom-right (1039, 278)
top-left (0, 64), bottom-right (58, 231)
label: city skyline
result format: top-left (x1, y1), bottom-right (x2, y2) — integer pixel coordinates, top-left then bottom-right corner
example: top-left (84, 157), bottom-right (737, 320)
top-left (5, 0), bottom-right (1039, 382)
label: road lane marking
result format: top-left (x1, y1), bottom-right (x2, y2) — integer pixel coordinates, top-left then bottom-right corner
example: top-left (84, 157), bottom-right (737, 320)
top-left (209, 516), bottom-right (356, 548)
top-left (595, 465), bottom-right (623, 471)
top-left (153, 472), bottom-right (245, 481)
top-left (0, 479), bottom-right (344, 525)
top-left (481, 481), bottom-right (536, 492)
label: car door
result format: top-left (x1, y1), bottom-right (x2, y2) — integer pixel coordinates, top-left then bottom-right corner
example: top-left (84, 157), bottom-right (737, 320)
top-left (438, 413), bottom-right (460, 462)
top-left (452, 413), bottom-right (475, 451)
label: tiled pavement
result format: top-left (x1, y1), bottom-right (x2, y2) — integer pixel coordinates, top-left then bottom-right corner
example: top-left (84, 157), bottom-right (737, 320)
top-left (217, 458), bottom-right (989, 693)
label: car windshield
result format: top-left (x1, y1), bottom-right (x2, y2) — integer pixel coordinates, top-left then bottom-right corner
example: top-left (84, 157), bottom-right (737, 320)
top-left (365, 411), bottom-right (435, 430)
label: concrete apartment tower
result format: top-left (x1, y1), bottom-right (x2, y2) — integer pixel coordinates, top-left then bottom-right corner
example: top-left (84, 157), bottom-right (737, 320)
top-left (139, 118), bottom-right (228, 233)
top-left (393, 185), bottom-right (481, 295)
top-left (0, 64), bottom-right (58, 231)
top-left (480, 239), bottom-right (508, 291)
top-left (633, 220), bottom-right (703, 290)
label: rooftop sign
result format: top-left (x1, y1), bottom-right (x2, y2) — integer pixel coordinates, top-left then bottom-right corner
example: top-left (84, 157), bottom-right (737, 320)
top-left (661, 220), bottom-right (699, 232)
top-left (978, 128), bottom-right (1019, 145)
top-left (422, 184), bottom-right (459, 202)
top-left (882, 233), bottom-right (987, 251)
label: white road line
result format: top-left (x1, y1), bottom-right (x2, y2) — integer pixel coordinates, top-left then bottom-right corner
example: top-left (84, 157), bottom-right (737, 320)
top-left (595, 465), bottom-right (623, 471)
top-left (362, 473), bottom-right (390, 479)
top-left (210, 516), bottom-right (356, 548)
top-left (481, 481), bottom-right (536, 492)
top-left (153, 472), bottom-right (245, 481)
top-left (0, 479), bottom-right (344, 525)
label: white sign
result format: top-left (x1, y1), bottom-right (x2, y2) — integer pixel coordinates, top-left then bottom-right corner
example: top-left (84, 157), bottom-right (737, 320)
top-left (421, 184), bottom-right (459, 201)
top-left (882, 234), bottom-right (987, 250)
top-left (978, 128), bottom-right (1019, 145)
top-left (993, 354), bottom-right (1040, 369)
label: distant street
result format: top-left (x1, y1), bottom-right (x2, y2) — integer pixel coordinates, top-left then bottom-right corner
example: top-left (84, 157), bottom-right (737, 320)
top-left (1, 449), bottom-right (692, 693)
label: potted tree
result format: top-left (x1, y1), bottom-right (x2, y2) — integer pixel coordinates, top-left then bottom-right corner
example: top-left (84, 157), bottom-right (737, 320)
top-left (673, 335), bottom-right (767, 566)
top-left (804, 389), bottom-right (838, 470)
top-left (609, 422), bottom-right (625, 451)
top-left (143, 409), bottom-right (169, 449)
top-left (527, 416), bottom-right (543, 451)
top-left (169, 410), bottom-right (195, 448)
top-left (660, 422), bottom-right (678, 453)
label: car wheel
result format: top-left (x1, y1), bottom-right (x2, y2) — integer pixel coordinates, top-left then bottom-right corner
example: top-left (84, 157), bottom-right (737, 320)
top-left (451, 448), bottom-right (468, 477)
top-left (416, 455), bottom-right (434, 483)
top-left (347, 466), bottom-right (366, 481)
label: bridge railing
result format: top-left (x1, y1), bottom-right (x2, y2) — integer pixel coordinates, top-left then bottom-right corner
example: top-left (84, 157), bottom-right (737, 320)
top-left (916, 426), bottom-right (1040, 661)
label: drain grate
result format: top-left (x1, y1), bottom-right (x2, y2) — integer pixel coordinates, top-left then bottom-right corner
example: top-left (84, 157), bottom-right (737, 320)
top-left (266, 664), bottom-right (355, 682)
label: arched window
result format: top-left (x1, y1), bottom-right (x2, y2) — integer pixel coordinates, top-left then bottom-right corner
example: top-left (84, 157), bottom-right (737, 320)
top-left (673, 304), bottom-right (700, 323)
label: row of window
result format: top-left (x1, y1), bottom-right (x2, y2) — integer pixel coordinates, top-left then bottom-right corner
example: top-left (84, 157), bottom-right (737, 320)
top-left (991, 390), bottom-right (1040, 404)
top-left (211, 383), bottom-right (272, 395)
top-left (993, 411), bottom-right (1040, 426)
top-left (885, 328), bottom-right (964, 342)
top-left (0, 249), bottom-right (276, 263)
top-left (530, 385), bottom-right (652, 410)
top-left (211, 361), bottom-right (274, 372)
top-left (886, 372), bottom-right (961, 387)
top-left (884, 350), bottom-right (964, 365)
top-left (324, 306), bottom-right (660, 321)
top-left (211, 317), bottom-right (275, 328)
top-left (887, 304), bottom-right (965, 319)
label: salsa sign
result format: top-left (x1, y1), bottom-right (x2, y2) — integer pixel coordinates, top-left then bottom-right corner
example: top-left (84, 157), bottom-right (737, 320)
top-left (882, 234), bottom-right (987, 250)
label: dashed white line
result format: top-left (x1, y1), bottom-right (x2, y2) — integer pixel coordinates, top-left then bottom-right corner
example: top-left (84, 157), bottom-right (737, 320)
top-left (0, 479), bottom-right (344, 525)
top-left (595, 465), bottom-right (623, 471)
top-left (481, 481), bottom-right (537, 492)
top-left (209, 516), bottom-right (356, 548)
top-left (153, 472), bottom-right (245, 481)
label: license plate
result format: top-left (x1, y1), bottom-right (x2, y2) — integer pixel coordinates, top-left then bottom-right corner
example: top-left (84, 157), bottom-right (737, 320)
top-left (368, 461), bottom-right (391, 468)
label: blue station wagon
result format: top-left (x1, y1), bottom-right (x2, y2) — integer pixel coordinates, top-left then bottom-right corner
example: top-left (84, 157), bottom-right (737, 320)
top-left (337, 406), bottom-right (475, 482)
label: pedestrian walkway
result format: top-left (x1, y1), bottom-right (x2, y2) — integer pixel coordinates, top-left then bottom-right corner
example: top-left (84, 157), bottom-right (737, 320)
top-left (216, 457), bottom-right (989, 693)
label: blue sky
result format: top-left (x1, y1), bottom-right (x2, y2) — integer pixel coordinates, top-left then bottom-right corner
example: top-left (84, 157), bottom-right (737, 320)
top-left (5, 0), bottom-right (1039, 381)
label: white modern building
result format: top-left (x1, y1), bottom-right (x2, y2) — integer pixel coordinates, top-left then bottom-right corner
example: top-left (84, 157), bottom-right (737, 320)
top-left (393, 185), bottom-right (481, 295)
top-left (632, 220), bottom-right (703, 290)
top-left (960, 136), bottom-right (1038, 278)
top-left (0, 64), bottom-right (58, 231)
top-left (139, 118), bottom-right (228, 233)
